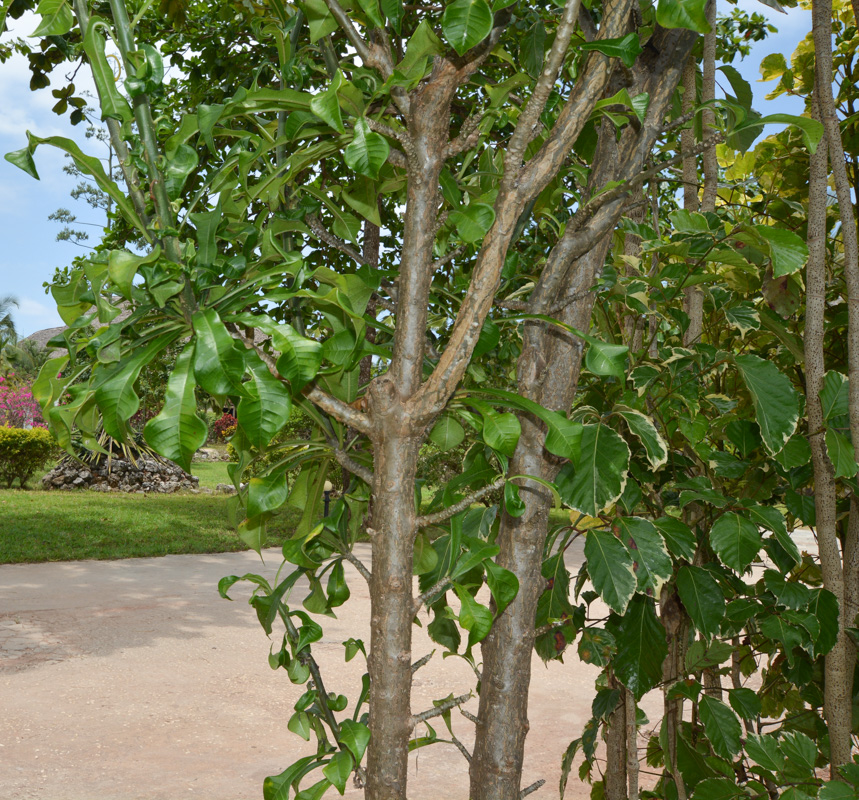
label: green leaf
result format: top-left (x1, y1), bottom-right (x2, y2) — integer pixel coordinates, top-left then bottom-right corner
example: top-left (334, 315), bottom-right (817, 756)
top-left (263, 756), bottom-right (319, 800)
top-left (4, 146), bottom-right (39, 179)
top-left (143, 343), bottom-right (208, 472)
top-left (322, 749), bottom-right (353, 795)
top-left (397, 19), bottom-right (445, 78)
top-left (483, 410), bottom-right (521, 457)
top-left (656, 0), bottom-right (711, 32)
top-left (743, 504), bottom-right (799, 566)
top-left (583, 529), bottom-right (636, 615)
top-left (718, 65), bottom-right (753, 109)
top-left (699, 696), bottom-right (742, 759)
top-left (754, 225), bottom-right (808, 277)
top-left (724, 302), bottom-right (760, 338)
top-left (450, 203), bottom-right (496, 243)
top-left (819, 783), bottom-right (859, 800)
top-left (288, 710), bottom-right (311, 741)
top-left (557, 423), bottom-right (630, 516)
top-left (32, 0), bottom-right (73, 36)
top-left (484, 560), bottom-right (519, 615)
top-left (83, 19), bottom-right (133, 122)
top-left (821, 371), bottom-right (849, 420)
top-left (809, 588), bottom-right (839, 657)
top-left (585, 341), bottom-right (627, 379)
top-left (654, 516), bottom-right (696, 561)
top-left (274, 325), bottom-right (324, 392)
top-left (237, 353), bottom-right (291, 449)
top-left (429, 415), bottom-right (465, 451)
top-left (248, 471), bottom-right (289, 518)
top-left (413, 532), bottom-right (439, 575)
top-left (735, 354), bottom-right (800, 456)
top-left (774, 433), bottom-right (811, 469)
top-left (745, 733), bottom-right (783, 772)
top-left (164, 143), bottom-right (199, 200)
top-left (339, 719), bottom-right (371, 764)
top-left (504, 481), bottom-right (526, 517)
top-left (579, 32), bottom-right (642, 68)
top-left (454, 584), bottom-right (494, 651)
top-left (344, 117), bottom-right (390, 179)
top-left (108, 247), bottom-right (161, 299)
top-left (609, 595), bottom-right (667, 698)
top-left (192, 308), bottom-right (247, 397)
top-left (727, 687), bottom-right (761, 720)
top-left (826, 428), bottom-right (858, 479)
top-left (441, 0), bottom-right (493, 56)
top-left (616, 517), bottom-right (672, 596)
top-left (519, 21), bottom-right (546, 78)
top-left (355, 0), bottom-right (384, 26)
top-left (94, 333), bottom-right (178, 440)
top-left (380, 0), bottom-right (404, 33)
top-left (709, 512), bottom-right (762, 573)
top-left (676, 566), bottom-right (725, 638)
top-left (691, 778), bottom-right (744, 800)
top-left (197, 103), bottom-right (224, 152)
top-left (613, 405), bottom-right (668, 469)
top-left (451, 539), bottom-right (500, 581)
top-left (310, 72), bottom-right (345, 132)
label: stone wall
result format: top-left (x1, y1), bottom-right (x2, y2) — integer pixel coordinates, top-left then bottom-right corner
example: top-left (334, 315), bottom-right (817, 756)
top-left (42, 455), bottom-right (199, 494)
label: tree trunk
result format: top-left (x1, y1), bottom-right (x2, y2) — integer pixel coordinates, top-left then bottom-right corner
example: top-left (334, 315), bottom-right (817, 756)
top-left (805, 90), bottom-right (852, 777)
top-left (681, 55), bottom-right (703, 347)
top-left (364, 404), bottom-right (422, 800)
top-left (604, 683), bottom-right (628, 800)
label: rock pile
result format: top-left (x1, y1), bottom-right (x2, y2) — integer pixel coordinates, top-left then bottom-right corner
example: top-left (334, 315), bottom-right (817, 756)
top-left (42, 455), bottom-right (199, 494)
top-left (192, 447), bottom-right (231, 462)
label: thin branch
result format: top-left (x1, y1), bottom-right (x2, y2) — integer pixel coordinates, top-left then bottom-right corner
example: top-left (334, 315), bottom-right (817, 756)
top-left (341, 549), bottom-right (372, 584)
top-left (331, 446), bottom-right (374, 486)
top-left (416, 477), bottom-right (506, 528)
top-left (321, 0), bottom-right (372, 66)
top-left (413, 577), bottom-right (454, 615)
top-left (386, 148), bottom-right (408, 169)
top-left (460, 708), bottom-right (478, 725)
top-left (306, 215), bottom-right (367, 264)
top-left (506, 0), bottom-right (583, 174)
top-left (410, 692), bottom-right (472, 730)
top-left (450, 734), bottom-right (473, 763)
top-left (521, 780), bottom-right (546, 798)
top-left (431, 245), bottom-right (466, 272)
top-left (495, 298), bottom-right (531, 312)
top-left (577, 5), bottom-right (598, 41)
top-left (306, 386), bottom-right (373, 435)
top-left (446, 110), bottom-right (485, 158)
top-left (411, 651), bottom-right (434, 673)
top-left (365, 117), bottom-right (411, 145)
top-left (663, 109), bottom-right (697, 134)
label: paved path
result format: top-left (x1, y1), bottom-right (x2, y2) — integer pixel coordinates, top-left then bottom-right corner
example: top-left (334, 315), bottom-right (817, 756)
top-left (0, 545), bottom-right (613, 800)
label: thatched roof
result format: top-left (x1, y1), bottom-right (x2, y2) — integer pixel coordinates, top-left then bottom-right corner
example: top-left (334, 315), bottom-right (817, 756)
top-left (23, 326), bottom-right (68, 351)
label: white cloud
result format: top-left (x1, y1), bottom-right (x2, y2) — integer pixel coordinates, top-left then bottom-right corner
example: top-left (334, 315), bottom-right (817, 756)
top-left (17, 297), bottom-right (52, 317)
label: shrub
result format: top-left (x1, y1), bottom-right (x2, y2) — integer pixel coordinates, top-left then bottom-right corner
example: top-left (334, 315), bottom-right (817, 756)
top-left (212, 412), bottom-right (238, 442)
top-left (0, 375), bottom-right (45, 428)
top-left (0, 426), bottom-right (58, 488)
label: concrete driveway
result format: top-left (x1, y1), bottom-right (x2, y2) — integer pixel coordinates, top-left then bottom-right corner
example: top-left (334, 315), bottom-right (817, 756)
top-left (0, 544), bottom-right (621, 800)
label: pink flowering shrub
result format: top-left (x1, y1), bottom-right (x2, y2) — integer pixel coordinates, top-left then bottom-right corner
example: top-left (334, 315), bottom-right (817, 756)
top-left (0, 375), bottom-right (46, 429)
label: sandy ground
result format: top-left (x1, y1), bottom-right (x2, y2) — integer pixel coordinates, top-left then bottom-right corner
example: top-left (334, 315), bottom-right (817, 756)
top-left (0, 529), bottom-right (818, 800)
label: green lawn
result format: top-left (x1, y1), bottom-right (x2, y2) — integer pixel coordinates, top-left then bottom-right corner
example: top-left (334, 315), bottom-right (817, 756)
top-left (0, 455), bottom-right (304, 564)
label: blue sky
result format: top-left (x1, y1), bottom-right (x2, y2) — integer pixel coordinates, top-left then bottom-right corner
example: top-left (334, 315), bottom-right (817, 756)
top-left (0, 1), bottom-right (811, 339)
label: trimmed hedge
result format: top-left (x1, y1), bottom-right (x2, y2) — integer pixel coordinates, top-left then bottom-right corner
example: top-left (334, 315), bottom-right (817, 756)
top-left (0, 427), bottom-right (58, 488)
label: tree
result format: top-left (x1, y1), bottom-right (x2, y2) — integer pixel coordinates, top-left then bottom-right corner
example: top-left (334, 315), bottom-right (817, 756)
top-left (5, 0), bottom-right (857, 798)
top-left (0, 295), bottom-right (18, 351)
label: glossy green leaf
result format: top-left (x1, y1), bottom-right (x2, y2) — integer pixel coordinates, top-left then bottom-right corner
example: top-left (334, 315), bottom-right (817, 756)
top-left (413, 532), bottom-right (439, 575)
top-left (4, 146), bottom-right (38, 179)
top-left (735, 354), bottom-right (800, 455)
top-left (504, 481), bottom-right (526, 517)
top-left (344, 117), bottom-right (390, 179)
top-left (656, 0), bottom-right (711, 32)
top-left (585, 340), bottom-right (627, 379)
top-left (699, 696), bottom-right (742, 759)
top-left (454, 584), bottom-right (494, 651)
top-left (442, 0), bottom-right (493, 56)
top-left (248, 471), bottom-right (288, 518)
top-left (613, 405), bottom-right (668, 469)
top-left (718, 64), bottom-right (753, 109)
top-left (609, 596), bottom-right (667, 698)
top-left (238, 352), bottom-right (291, 449)
top-left (380, 0), bottom-right (404, 33)
top-left (288, 710), bottom-right (311, 741)
top-left (164, 143), bottom-right (199, 200)
top-left (94, 333), bottom-right (178, 441)
top-left (83, 19), bottom-right (133, 122)
top-left (690, 778), bottom-right (744, 800)
top-left (821, 371), bottom-right (849, 420)
top-left (826, 428), bottom-right (858, 479)
top-left (616, 517), bottom-right (672, 596)
top-left (744, 504), bottom-right (799, 566)
top-left (654, 516), bottom-right (696, 561)
top-left (583, 529), bottom-right (636, 615)
top-left (355, 0), bottom-right (384, 26)
top-left (724, 302), bottom-right (760, 338)
top-left (556, 423), bottom-right (630, 516)
top-left (519, 21), bottom-right (546, 78)
top-left (322, 749), bottom-right (353, 795)
top-left (579, 32), bottom-right (642, 68)
top-left (429, 415), bottom-right (465, 451)
top-left (274, 324), bottom-right (323, 392)
top-left (450, 203), bottom-right (496, 243)
top-left (727, 687), bottom-right (761, 720)
top-left (108, 247), bottom-right (161, 299)
top-left (339, 719), bottom-right (371, 764)
top-left (745, 733), bottom-right (783, 772)
top-left (143, 343), bottom-right (208, 472)
top-left (676, 566), bottom-right (725, 638)
top-left (484, 560), bottom-right (519, 615)
top-left (327, 561), bottom-right (350, 608)
top-left (192, 308), bottom-right (247, 397)
top-left (310, 73), bottom-right (345, 132)
top-left (32, 0), bottom-right (73, 36)
top-left (755, 225), bottom-right (808, 277)
top-left (710, 512), bottom-right (762, 573)
top-left (197, 103), bottom-right (224, 152)
top-left (483, 410), bottom-right (521, 457)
